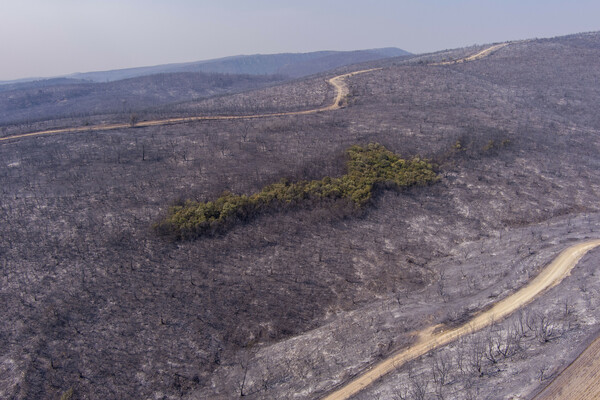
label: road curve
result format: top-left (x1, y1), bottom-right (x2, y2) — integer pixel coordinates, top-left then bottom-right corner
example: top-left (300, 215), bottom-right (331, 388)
top-left (0, 69), bottom-right (380, 143)
top-left (321, 239), bottom-right (600, 400)
top-left (433, 43), bottom-right (509, 66)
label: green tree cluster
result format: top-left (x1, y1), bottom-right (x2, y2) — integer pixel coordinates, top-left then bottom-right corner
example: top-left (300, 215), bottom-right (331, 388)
top-left (155, 143), bottom-right (437, 239)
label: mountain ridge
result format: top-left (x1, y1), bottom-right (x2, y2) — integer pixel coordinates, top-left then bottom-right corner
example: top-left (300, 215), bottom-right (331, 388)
top-left (0, 47), bottom-right (410, 86)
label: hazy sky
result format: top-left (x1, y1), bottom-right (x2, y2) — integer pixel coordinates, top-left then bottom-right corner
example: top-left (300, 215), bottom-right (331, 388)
top-left (2, 0), bottom-right (599, 80)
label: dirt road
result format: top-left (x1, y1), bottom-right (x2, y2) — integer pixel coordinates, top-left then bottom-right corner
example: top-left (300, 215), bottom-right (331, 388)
top-left (0, 69), bottom-right (379, 143)
top-left (433, 43), bottom-right (509, 65)
top-left (321, 240), bottom-right (600, 400)
top-left (534, 334), bottom-right (600, 400)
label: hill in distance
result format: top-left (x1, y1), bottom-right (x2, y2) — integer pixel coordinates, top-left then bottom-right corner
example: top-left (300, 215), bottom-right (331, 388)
top-left (0, 47), bottom-right (410, 125)
top-left (0, 47), bottom-right (410, 87)
top-left (0, 71), bottom-right (287, 125)
top-left (66, 47), bottom-right (410, 82)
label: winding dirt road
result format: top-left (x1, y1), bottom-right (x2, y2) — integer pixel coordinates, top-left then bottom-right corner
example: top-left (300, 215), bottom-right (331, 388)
top-left (321, 240), bottom-right (600, 400)
top-left (0, 69), bottom-right (379, 143)
top-left (0, 42), bottom-right (510, 144)
top-left (433, 43), bottom-right (509, 66)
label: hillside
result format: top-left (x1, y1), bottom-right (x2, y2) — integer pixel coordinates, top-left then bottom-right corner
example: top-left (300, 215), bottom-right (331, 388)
top-left (0, 48), bottom-right (411, 127)
top-left (0, 47), bottom-right (409, 86)
top-left (0, 71), bottom-right (285, 125)
top-left (1, 32), bottom-right (600, 399)
top-left (65, 47), bottom-right (410, 82)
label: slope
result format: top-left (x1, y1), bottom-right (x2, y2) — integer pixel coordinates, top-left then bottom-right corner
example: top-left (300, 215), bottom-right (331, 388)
top-left (323, 240), bottom-right (600, 399)
top-left (1, 33), bottom-right (600, 400)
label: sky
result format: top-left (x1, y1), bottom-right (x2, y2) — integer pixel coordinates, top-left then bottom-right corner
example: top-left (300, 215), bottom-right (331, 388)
top-left (1, 0), bottom-right (599, 81)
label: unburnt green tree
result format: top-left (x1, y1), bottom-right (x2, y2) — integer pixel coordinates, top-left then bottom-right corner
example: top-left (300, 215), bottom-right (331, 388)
top-left (155, 143), bottom-right (438, 239)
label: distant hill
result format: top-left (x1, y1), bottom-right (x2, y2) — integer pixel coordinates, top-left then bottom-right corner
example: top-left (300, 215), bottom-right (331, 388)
top-left (66, 48), bottom-right (409, 82)
top-left (0, 71), bottom-right (285, 125)
top-left (0, 47), bottom-right (410, 124)
top-left (0, 48), bottom-right (410, 86)
top-left (0, 77), bottom-right (89, 93)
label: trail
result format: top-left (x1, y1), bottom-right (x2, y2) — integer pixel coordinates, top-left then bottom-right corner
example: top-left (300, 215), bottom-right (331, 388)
top-left (534, 334), bottom-right (600, 400)
top-left (0, 69), bottom-right (379, 143)
top-left (321, 240), bottom-right (600, 400)
top-left (433, 43), bottom-right (509, 66)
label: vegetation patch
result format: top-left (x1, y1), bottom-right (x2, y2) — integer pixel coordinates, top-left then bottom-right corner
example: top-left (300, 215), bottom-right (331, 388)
top-left (155, 143), bottom-right (438, 239)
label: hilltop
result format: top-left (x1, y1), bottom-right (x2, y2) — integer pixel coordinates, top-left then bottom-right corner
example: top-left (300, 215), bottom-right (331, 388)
top-left (0, 48), bottom-right (410, 85)
top-left (66, 47), bottom-right (410, 82)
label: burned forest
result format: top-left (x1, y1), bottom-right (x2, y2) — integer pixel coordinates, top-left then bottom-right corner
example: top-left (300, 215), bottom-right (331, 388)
top-left (1, 32), bottom-right (600, 399)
